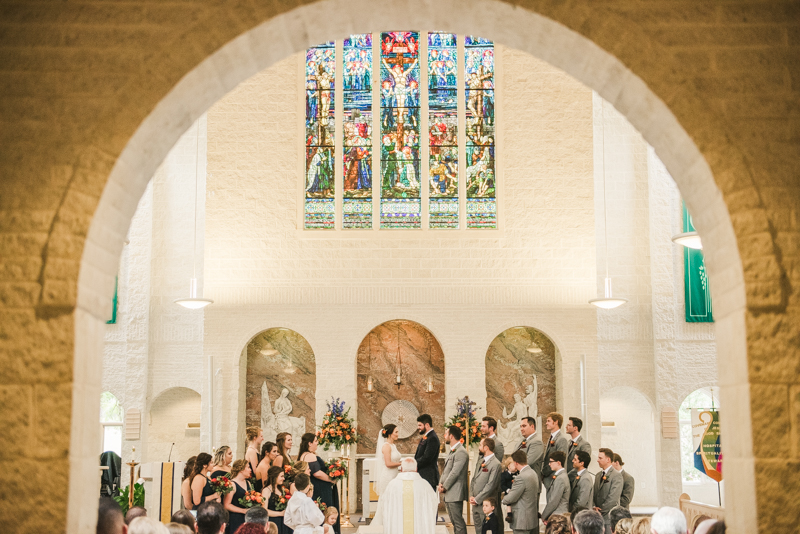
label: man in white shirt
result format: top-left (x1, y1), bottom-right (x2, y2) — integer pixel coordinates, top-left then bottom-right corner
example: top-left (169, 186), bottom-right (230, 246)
top-left (284, 473), bottom-right (324, 534)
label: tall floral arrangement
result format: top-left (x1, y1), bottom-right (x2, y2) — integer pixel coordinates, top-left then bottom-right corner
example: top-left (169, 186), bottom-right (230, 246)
top-left (445, 396), bottom-right (482, 446)
top-left (316, 397), bottom-right (357, 451)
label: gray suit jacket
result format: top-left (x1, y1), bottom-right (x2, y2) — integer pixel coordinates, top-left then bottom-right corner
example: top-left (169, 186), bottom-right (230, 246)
top-left (487, 435), bottom-right (504, 460)
top-left (593, 468), bottom-right (623, 520)
top-left (502, 466), bottom-right (540, 531)
top-left (441, 442), bottom-right (469, 502)
top-left (620, 470), bottom-right (635, 509)
top-left (542, 431), bottom-right (571, 485)
top-left (521, 433), bottom-right (544, 477)
top-left (569, 470), bottom-right (594, 512)
top-left (566, 436), bottom-right (592, 474)
top-left (471, 454), bottom-right (501, 503)
top-left (542, 470), bottom-right (570, 520)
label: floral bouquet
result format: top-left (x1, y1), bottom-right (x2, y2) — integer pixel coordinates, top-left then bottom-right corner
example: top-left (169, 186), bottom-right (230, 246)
top-left (316, 397), bottom-right (357, 451)
top-left (283, 464), bottom-right (295, 486)
top-left (238, 490), bottom-right (264, 508)
top-left (445, 396), bottom-right (482, 446)
top-left (326, 458), bottom-right (348, 483)
top-left (273, 488), bottom-right (291, 511)
top-left (315, 497), bottom-right (328, 513)
top-left (209, 476), bottom-right (234, 496)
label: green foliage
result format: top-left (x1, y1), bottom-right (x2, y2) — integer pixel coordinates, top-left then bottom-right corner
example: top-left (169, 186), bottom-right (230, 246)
top-left (113, 483), bottom-right (145, 515)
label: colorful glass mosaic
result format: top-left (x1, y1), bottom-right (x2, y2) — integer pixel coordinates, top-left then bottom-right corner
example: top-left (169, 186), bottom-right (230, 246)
top-left (343, 34), bottom-right (374, 229)
top-left (428, 32), bottom-right (459, 229)
top-left (380, 31), bottom-right (421, 229)
top-left (304, 41), bottom-right (336, 229)
top-left (464, 36), bottom-right (496, 228)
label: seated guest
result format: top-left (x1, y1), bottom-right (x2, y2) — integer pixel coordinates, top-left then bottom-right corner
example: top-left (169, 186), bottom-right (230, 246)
top-left (545, 514), bottom-right (571, 534)
top-left (170, 510), bottom-right (196, 532)
top-left (613, 518), bottom-right (633, 534)
top-left (609, 506), bottom-right (632, 532)
top-left (244, 506), bottom-right (269, 527)
top-left (266, 523), bottom-right (278, 534)
top-left (128, 517), bottom-right (169, 534)
top-left (573, 510), bottom-right (605, 534)
top-left (196, 501), bottom-right (229, 534)
top-left (629, 517), bottom-right (651, 534)
top-left (481, 497), bottom-right (500, 534)
top-left (97, 497), bottom-right (126, 534)
top-left (284, 473), bottom-right (325, 534)
top-left (166, 524), bottom-right (192, 534)
top-left (125, 506), bottom-right (147, 525)
top-left (693, 519), bottom-right (725, 534)
top-left (233, 525), bottom-right (268, 534)
top-left (650, 507), bottom-right (688, 534)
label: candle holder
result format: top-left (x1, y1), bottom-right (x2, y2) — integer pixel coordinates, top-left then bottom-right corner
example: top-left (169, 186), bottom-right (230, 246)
top-left (339, 444), bottom-right (354, 528)
top-left (127, 446), bottom-right (140, 510)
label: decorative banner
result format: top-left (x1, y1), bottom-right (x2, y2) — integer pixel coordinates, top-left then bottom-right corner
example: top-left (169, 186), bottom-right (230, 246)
top-left (682, 202), bottom-right (713, 322)
top-left (106, 275), bottom-right (118, 324)
top-left (691, 409), bottom-right (723, 482)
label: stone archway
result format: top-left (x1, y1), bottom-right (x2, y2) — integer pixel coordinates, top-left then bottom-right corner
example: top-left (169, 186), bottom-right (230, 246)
top-left (2, 1), bottom-right (785, 532)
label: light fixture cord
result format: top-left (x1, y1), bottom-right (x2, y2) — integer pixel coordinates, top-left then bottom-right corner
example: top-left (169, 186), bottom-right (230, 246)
top-left (193, 118), bottom-right (201, 280)
top-left (601, 99), bottom-right (610, 282)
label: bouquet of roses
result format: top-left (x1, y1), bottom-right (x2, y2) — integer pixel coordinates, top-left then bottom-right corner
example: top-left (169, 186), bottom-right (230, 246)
top-left (283, 464), bottom-right (295, 486)
top-left (238, 490), bottom-right (264, 508)
top-left (326, 458), bottom-right (347, 483)
top-left (316, 397), bottom-right (357, 451)
top-left (445, 396), bottom-right (482, 446)
top-left (209, 476), bottom-right (234, 496)
top-left (273, 487), bottom-right (291, 512)
top-left (315, 497), bottom-right (328, 513)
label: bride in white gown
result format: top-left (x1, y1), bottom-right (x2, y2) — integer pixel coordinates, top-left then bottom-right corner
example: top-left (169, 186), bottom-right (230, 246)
top-left (374, 424), bottom-right (402, 495)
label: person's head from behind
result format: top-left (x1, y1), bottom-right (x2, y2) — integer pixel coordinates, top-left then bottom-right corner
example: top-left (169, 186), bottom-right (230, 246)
top-left (545, 514), bottom-right (571, 534)
top-left (693, 519), bottom-right (725, 534)
top-left (417, 413), bottom-right (433, 433)
top-left (166, 523), bottom-right (192, 534)
top-left (572, 510), bottom-right (604, 534)
top-left (609, 506), bottom-right (632, 531)
top-left (650, 507), bottom-right (687, 534)
top-left (510, 450), bottom-right (527, 471)
top-left (265, 523), bottom-right (278, 534)
top-left (400, 457), bottom-right (418, 472)
top-left (612, 453), bottom-right (624, 471)
top-left (629, 517), bottom-right (651, 534)
top-left (244, 505), bottom-right (269, 526)
top-left (170, 510), bottom-right (196, 532)
top-left (128, 517), bottom-right (169, 534)
top-left (97, 497), bottom-right (126, 534)
top-left (232, 525), bottom-right (266, 534)
top-left (196, 501), bottom-right (229, 534)
top-left (294, 473), bottom-right (312, 495)
top-left (125, 507), bottom-right (147, 525)
top-left (481, 497), bottom-right (496, 516)
top-left (614, 518), bottom-right (633, 534)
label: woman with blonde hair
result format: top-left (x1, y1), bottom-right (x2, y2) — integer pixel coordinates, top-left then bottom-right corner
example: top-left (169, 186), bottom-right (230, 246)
top-left (273, 432), bottom-right (293, 469)
top-left (630, 517), bottom-right (651, 534)
top-left (224, 459), bottom-right (253, 534)
top-left (210, 446), bottom-right (233, 478)
top-left (614, 517), bottom-right (633, 534)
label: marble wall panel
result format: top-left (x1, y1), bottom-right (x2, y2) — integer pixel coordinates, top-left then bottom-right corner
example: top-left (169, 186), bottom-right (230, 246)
top-left (246, 328), bottom-right (316, 454)
top-left (485, 326), bottom-right (557, 448)
top-left (356, 320), bottom-right (445, 454)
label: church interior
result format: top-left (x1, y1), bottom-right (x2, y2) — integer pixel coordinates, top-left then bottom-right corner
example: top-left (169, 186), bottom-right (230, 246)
top-left (0, 3), bottom-right (798, 534)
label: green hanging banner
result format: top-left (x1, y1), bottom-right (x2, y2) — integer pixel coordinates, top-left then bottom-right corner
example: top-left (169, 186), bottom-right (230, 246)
top-left (683, 202), bottom-right (713, 323)
top-left (106, 276), bottom-right (118, 325)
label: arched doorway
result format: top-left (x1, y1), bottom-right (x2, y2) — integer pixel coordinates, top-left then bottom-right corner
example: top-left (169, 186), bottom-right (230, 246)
top-left (245, 328), bottom-right (316, 457)
top-left (355, 320), bottom-right (445, 455)
top-left (148, 387), bottom-right (202, 465)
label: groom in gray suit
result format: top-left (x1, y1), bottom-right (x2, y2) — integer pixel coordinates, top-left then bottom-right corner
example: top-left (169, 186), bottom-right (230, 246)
top-left (439, 425), bottom-right (469, 534)
top-left (502, 450), bottom-right (540, 534)
top-left (470, 437), bottom-right (501, 527)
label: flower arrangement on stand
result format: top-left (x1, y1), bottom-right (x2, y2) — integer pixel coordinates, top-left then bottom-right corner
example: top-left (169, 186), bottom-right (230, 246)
top-left (445, 396), bottom-right (482, 446)
top-left (238, 490), bottom-right (264, 508)
top-left (209, 476), bottom-right (234, 496)
top-left (316, 397), bottom-right (357, 451)
top-left (327, 458), bottom-right (348, 483)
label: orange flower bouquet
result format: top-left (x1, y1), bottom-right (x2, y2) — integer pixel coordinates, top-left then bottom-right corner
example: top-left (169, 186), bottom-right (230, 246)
top-left (326, 458), bottom-right (348, 483)
top-left (445, 396), bottom-right (482, 446)
top-left (238, 490), bottom-right (264, 508)
top-left (316, 397), bottom-right (357, 451)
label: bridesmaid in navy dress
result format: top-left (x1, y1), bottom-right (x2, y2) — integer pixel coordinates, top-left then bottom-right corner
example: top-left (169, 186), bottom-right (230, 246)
top-left (298, 433), bottom-right (341, 534)
top-left (224, 459), bottom-right (252, 534)
top-left (262, 466), bottom-right (289, 534)
top-left (191, 453), bottom-right (222, 509)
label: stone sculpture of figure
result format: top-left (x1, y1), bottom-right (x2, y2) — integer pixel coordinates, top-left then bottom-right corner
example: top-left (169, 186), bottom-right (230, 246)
top-left (502, 393), bottom-right (527, 423)
top-left (524, 375), bottom-right (538, 419)
top-left (261, 383), bottom-right (306, 455)
top-left (498, 393), bottom-right (526, 453)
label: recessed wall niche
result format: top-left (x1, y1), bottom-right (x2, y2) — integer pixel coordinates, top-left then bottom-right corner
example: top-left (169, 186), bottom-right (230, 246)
top-left (356, 320), bottom-right (445, 454)
top-left (485, 326), bottom-right (557, 450)
top-left (246, 328), bottom-right (316, 455)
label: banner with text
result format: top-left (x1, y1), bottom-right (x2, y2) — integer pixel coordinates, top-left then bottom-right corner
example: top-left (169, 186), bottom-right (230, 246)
top-left (691, 408), bottom-right (723, 482)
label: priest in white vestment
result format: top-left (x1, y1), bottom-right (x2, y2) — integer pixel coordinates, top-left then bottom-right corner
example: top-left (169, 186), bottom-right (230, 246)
top-left (371, 458), bottom-right (439, 534)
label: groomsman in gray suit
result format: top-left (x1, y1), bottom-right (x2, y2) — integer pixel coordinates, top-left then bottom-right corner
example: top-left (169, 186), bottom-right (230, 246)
top-left (502, 450), bottom-right (540, 534)
top-left (470, 437), bottom-right (501, 527)
top-left (612, 454), bottom-right (635, 509)
top-left (593, 448), bottom-right (624, 534)
top-left (481, 416), bottom-right (505, 460)
top-left (542, 451), bottom-right (570, 523)
top-left (566, 416), bottom-right (592, 481)
top-left (569, 450), bottom-right (594, 513)
top-left (542, 413), bottom-right (570, 490)
top-left (439, 425), bottom-right (469, 534)
top-left (517, 416), bottom-right (544, 486)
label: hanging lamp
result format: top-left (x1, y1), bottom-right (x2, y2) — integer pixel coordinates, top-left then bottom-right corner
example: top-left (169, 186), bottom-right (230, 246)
top-left (590, 100), bottom-right (627, 310)
top-left (671, 231), bottom-right (703, 250)
top-left (175, 120), bottom-right (214, 309)
top-left (366, 332), bottom-right (375, 393)
top-left (394, 325), bottom-right (402, 388)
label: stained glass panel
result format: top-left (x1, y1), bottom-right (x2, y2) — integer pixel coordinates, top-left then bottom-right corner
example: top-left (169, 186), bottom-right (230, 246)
top-left (428, 32), bottom-right (459, 229)
top-left (343, 34), bottom-right (374, 229)
top-left (465, 36), bottom-right (496, 228)
top-left (380, 31), bottom-right (421, 229)
top-left (305, 42), bottom-right (336, 229)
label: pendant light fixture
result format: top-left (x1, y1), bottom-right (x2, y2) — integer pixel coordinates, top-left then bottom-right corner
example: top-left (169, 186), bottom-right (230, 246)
top-left (394, 325), bottom-right (402, 388)
top-left (590, 100), bottom-right (627, 310)
top-left (671, 231), bottom-right (703, 250)
top-left (366, 332), bottom-right (375, 393)
top-left (527, 341), bottom-right (542, 354)
top-left (175, 120), bottom-right (214, 309)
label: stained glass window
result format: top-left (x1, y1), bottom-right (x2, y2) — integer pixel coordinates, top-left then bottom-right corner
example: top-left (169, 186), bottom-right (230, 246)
top-left (464, 36), bottom-right (496, 228)
top-left (304, 42), bottom-right (336, 229)
top-left (380, 32), bottom-right (421, 229)
top-left (428, 32), bottom-right (459, 229)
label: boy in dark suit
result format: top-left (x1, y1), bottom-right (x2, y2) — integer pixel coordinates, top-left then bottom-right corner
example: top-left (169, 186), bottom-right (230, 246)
top-left (481, 497), bottom-right (501, 534)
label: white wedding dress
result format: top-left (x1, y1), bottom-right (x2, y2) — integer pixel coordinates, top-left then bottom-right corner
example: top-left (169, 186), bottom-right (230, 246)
top-left (374, 432), bottom-right (402, 496)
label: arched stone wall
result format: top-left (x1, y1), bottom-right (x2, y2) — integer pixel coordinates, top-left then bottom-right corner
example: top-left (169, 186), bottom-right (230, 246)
top-left (147, 387), bottom-right (202, 466)
top-left (0, 1), bottom-right (795, 533)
